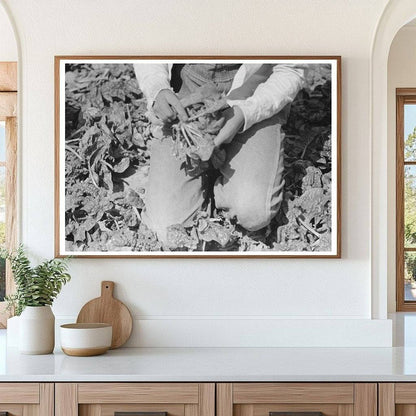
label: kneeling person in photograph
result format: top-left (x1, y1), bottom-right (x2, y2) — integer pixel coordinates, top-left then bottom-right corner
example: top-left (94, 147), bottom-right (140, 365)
top-left (134, 63), bottom-right (305, 245)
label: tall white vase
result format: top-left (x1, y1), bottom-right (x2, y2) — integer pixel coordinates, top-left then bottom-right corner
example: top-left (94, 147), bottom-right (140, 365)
top-left (19, 306), bottom-right (55, 354)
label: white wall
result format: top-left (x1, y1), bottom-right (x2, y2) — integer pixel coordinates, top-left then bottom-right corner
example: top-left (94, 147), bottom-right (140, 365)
top-left (0, 3), bottom-right (17, 61)
top-left (387, 25), bottom-right (416, 312)
top-left (0, 0), bottom-right (393, 346)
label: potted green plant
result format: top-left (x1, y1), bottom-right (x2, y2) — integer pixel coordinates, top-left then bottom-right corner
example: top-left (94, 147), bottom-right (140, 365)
top-left (1, 246), bottom-right (71, 354)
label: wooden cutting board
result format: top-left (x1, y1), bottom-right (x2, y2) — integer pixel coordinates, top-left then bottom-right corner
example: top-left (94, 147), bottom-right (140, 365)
top-left (76, 281), bottom-right (133, 349)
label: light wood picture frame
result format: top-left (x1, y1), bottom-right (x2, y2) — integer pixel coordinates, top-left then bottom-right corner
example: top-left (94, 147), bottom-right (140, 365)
top-left (55, 56), bottom-right (341, 258)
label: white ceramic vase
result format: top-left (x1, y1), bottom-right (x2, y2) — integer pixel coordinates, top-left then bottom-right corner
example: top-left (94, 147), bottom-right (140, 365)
top-left (19, 306), bottom-right (55, 354)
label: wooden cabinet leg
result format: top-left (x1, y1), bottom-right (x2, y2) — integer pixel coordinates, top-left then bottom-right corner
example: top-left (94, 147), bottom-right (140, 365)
top-left (354, 384), bottom-right (377, 416)
top-left (217, 384), bottom-right (233, 416)
top-left (199, 384), bottom-right (215, 416)
top-left (379, 384), bottom-right (395, 416)
top-left (56, 383), bottom-right (78, 416)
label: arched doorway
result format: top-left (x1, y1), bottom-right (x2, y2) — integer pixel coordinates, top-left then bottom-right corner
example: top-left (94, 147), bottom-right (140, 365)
top-left (0, 0), bottom-right (19, 327)
top-left (371, 0), bottom-right (416, 319)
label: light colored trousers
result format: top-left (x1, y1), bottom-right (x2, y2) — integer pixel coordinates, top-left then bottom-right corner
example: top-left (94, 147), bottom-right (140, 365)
top-left (142, 65), bottom-right (285, 243)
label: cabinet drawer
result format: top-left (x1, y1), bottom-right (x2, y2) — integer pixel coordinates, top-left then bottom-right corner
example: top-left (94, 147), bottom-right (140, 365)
top-left (217, 383), bottom-right (376, 416)
top-left (56, 383), bottom-right (215, 416)
top-left (78, 383), bottom-right (200, 404)
top-left (0, 383), bottom-right (53, 416)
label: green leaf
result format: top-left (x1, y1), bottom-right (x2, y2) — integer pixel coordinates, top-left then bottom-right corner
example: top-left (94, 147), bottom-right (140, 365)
top-left (4, 245), bottom-right (71, 315)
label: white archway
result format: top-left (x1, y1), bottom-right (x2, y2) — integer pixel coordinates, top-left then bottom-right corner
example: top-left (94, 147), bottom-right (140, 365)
top-left (0, 0), bottom-right (21, 229)
top-left (0, 1), bottom-right (19, 61)
top-left (371, 0), bottom-right (416, 319)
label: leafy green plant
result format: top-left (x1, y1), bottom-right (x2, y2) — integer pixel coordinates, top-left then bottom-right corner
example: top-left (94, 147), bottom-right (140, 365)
top-left (0, 246), bottom-right (71, 316)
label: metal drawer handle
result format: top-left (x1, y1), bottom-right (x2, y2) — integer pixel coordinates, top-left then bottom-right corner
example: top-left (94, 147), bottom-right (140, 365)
top-left (115, 412), bottom-right (167, 416)
top-left (270, 413), bottom-right (324, 416)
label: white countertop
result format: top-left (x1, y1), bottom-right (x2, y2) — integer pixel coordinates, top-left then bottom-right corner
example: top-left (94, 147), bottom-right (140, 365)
top-left (4, 313), bottom-right (416, 382)
top-left (1, 328), bottom-right (416, 382)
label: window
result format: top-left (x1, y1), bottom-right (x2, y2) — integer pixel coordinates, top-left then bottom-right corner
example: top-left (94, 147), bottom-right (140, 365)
top-left (397, 89), bottom-right (416, 310)
top-left (0, 62), bottom-right (17, 327)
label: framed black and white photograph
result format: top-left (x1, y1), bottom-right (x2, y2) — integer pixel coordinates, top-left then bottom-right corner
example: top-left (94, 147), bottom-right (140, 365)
top-left (55, 56), bottom-right (341, 258)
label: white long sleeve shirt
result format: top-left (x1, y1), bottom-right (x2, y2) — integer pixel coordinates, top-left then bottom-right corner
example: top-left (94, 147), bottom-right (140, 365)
top-left (134, 63), bottom-right (305, 132)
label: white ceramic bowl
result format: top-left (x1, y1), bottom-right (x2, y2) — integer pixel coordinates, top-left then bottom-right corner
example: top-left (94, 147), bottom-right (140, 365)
top-left (60, 323), bottom-right (112, 356)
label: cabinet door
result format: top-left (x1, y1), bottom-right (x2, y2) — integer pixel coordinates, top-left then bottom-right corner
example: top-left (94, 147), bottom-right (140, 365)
top-left (217, 383), bottom-right (377, 416)
top-left (0, 383), bottom-right (53, 416)
top-left (379, 383), bottom-right (416, 416)
top-left (55, 383), bottom-right (215, 416)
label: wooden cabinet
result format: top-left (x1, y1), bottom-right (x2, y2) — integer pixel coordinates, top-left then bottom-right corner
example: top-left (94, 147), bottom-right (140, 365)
top-left (0, 381), bottom-right (386, 416)
top-left (55, 383), bottom-right (215, 416)
top-left (217, 383), bottom-right (377, 416)
top-left (0, 383), bottom-right (53, 416)
top-left (379, 383), bottom-right (416, 416)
